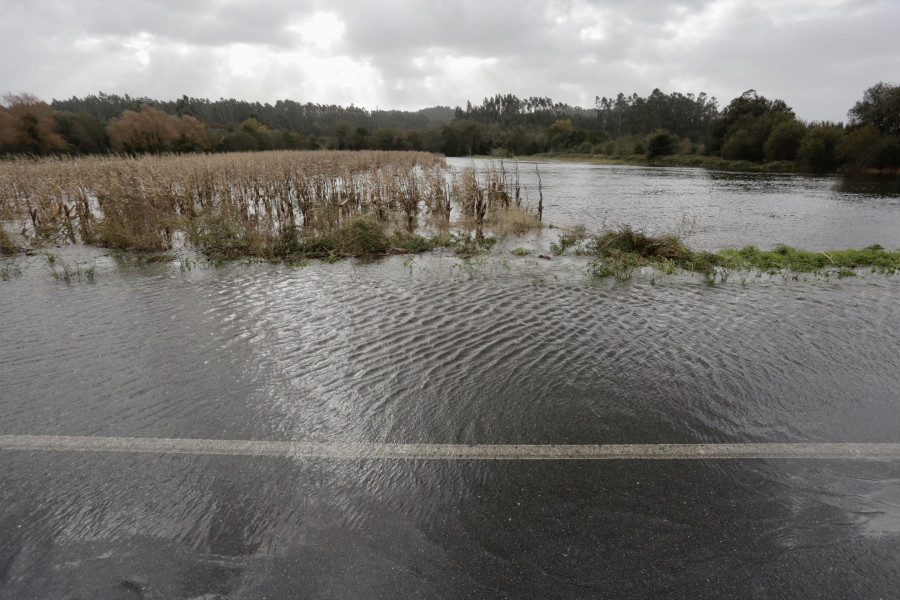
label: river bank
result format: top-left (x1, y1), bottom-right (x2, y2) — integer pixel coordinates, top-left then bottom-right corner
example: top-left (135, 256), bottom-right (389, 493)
top-left (526, 151), bottom-right (900, 175)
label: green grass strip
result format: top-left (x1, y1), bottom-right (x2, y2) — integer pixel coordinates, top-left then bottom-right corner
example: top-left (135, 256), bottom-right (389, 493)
top-left (582, 227), bottom-right (900, 280)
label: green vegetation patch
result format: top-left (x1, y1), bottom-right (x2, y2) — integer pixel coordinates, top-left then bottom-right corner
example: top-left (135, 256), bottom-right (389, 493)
top-left (716, 244), bottom-right (900, 273)
top-left (585, 227), bottom-right (900, 280)
top-left (191, 216), bottom-right (443, 261)
top-left (451, 233), bottom-right (498, 258)
top-left (549, 225), bottom-right (587, 255)
top-left (586, 226), bottom-right (720, 280)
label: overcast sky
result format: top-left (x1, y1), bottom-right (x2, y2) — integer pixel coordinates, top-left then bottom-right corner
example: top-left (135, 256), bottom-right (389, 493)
top-left (2, 0), bottom-right (898, 122)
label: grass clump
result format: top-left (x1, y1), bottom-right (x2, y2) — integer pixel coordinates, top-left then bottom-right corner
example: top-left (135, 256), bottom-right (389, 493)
top-left (590, 226), bottom-right (694, 260)
top-left (484, 205), bottom-right (542, 236)
top-left (0, 227), bottom-right (19, 255)
top-left (586, 225), bottom-right (720, 280)
top-left (451, 233), bottom-right (497, 258)
top-left (550, 225), bottom-right (587, 255)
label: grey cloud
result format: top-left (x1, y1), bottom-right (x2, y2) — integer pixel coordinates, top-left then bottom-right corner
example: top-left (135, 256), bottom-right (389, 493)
top-left (29, 0), bottom-right (314, 47)
top-left (1, 0), bottom-right (897, 120)
top-left (660, 2), bottom-right (900, 121)
top-left (338, 0), bottom-right (553, 55)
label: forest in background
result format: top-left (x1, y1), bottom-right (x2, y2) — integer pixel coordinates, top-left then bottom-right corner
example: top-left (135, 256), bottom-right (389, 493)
top-left (1, 83), bottom-right (898, 172)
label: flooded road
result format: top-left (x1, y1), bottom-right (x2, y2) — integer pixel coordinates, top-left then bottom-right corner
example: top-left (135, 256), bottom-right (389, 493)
top-left (3, 162), bottom-right (900, 598)
top-left (2, 247), bottom-right (900, 598)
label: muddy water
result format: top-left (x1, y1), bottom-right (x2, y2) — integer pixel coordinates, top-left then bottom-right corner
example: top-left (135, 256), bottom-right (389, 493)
top-left (2, 164), bottom-right (900, 598)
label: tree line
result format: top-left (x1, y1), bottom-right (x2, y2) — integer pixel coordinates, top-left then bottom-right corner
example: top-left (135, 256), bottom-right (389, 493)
top-left (1, 83), bottom-right (898, 171)
top-left (0, 88), bottom-right (719, 156)
top-left (702, 85), bottom-right (900, 171)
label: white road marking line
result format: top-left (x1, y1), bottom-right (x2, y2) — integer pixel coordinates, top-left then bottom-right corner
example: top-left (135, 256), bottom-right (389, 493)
top-left (2, 435), bottom-right (900, 460)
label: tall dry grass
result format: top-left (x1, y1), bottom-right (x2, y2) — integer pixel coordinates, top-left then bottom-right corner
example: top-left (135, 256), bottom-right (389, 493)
top-left (451, 160), bottom-right (540, 238)
top-left (0, 151), bottom-right (442, 255)
top-left (0, 151), bottom-right (541, 258)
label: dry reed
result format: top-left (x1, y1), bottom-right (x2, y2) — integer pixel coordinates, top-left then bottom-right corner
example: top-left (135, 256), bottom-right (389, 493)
top-left (0, 151), bottom-right (543, 259)
top-left (451, 161), bottom-right (541, 239)
top-left (0, 150), bottom-right (479, 257)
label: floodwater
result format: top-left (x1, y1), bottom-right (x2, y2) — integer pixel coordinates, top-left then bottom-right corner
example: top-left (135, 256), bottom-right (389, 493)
top-left (447, 157), bottom-right (900, 251)
top-left (2, 162), bottom-right (900, 598)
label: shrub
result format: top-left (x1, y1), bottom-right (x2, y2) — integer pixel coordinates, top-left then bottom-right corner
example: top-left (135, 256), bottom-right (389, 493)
top-left (764, 120), bottom-right (806, 162)
top-left (797, 125), bottom-right (843, 172)
top-left (646, 129), bottom-right (678, 159)
top-left (721, 128), bottom-right (756, 161)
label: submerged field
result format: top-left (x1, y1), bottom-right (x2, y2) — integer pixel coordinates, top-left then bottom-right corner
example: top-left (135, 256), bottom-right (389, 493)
top-left (0, 150), bottom-right (539, 260)
top-left (2, 151), bottom-right (899, 282)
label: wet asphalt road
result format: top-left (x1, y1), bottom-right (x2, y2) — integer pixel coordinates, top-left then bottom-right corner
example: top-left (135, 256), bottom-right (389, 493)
top-left (3, 448), bottom-right (900, 599)
top-left (2, 250), bottom-right (900, 598)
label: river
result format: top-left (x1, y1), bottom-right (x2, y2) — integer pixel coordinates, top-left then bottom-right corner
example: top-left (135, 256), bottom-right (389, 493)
top-left (447, 157), bottom-right (900, 250)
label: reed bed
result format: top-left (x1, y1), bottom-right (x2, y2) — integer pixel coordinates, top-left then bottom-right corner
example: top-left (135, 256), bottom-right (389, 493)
top-left (452, 160), bottom-right (540, 239)
top-left (0, 150), bottom-right (538, 259)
